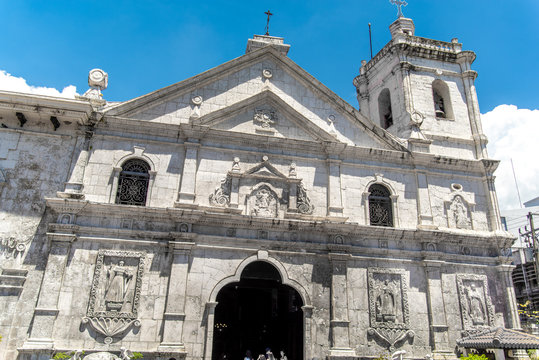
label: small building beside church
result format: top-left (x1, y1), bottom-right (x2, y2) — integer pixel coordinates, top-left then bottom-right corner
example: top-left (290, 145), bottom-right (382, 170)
top-left (0, 13), bottom-right (522, 360)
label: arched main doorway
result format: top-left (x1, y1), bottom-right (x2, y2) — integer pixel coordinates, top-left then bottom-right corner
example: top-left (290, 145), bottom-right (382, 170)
top-left (212, 261), bottom-right (303, 360)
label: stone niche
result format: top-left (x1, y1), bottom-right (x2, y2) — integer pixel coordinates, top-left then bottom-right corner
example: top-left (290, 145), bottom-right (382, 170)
top-left (209, 156), bottom-right (314, 218)
top-left (82, 250), bottom-right (145, 344)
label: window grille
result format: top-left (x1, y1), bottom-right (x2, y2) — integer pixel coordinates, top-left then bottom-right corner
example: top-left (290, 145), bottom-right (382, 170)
top-left (368, 184), bottom-right (393, 227)
top-left (116, 159), bottom-right (150, 206)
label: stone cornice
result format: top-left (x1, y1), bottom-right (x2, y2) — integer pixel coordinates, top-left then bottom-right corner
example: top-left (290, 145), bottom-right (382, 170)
top-left (46, 198), bottom-right (513, 246)
top-left (363, 36), bottom-right (469, 73)
top-left (0, 90), bottom-right (94, 124)
top-left (97, 115), bottom-right (490, 175)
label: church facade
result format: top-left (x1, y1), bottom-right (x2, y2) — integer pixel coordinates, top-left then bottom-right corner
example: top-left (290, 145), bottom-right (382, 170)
top-left (0, 16), bottom-right (518, 360)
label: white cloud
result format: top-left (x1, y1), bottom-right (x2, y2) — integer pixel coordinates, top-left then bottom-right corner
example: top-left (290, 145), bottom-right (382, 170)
top-left (482, 105), bottom-right (539, 210)
top-left (0, 70), bottom-right (78, 98)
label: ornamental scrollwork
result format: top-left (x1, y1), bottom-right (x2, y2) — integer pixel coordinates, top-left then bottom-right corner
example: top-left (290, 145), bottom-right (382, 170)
top-left (456, 274), bottom-right (494, 334)
top-left (83, 250), bottom-right (145, 344)
top-left (297, 183), bottom-right (314, 214)
top-left (367, 268), bottom-right (414, 351)
top-left (209, 176), bottom-right (231, 207)
top-left (1, 236), bottom-right (30, 259)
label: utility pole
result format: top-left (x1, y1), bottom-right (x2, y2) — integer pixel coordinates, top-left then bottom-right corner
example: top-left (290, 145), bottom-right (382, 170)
top-left (520, 212), bottom-right (539, 285)
top-left (529, 212), bottom-right (539, 285)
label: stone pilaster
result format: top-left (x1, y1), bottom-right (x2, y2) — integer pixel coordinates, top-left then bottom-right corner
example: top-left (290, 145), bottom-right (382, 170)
top-left (329, 255), bottom-right (356, 358)
top-left (497, 264), bottom-right (521, 329)
top-left (457, 52), bottom-right (488, 159)
top-left (158, 241), bottom-right (193, 354)
top-left (302, 305), bottom-right (314, 360)
top-left (22, 234), bottom-right (75, 350)
top-left (483, 171), bottom-right (504, 232)
top-left (176, 140), bottom-right (200, 206)
top-left (57, 130), bottom-right (93, 199)
top-left (416, 171), bottom-right (435, 228)
top-left (327, 159), bottom-right (344, 218)
top-left (204, 302), bottom-right (219, 360)
top-left (423, 260), bottom-right (451, 357)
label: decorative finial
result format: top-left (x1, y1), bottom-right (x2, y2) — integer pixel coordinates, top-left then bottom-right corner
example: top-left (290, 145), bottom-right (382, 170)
top-left (390, 0), bottom-right (408, 18)
top-left (264, 10), bottom-right (273, 35)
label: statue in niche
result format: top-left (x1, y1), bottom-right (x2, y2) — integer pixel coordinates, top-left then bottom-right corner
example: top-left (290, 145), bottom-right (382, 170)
top-left (465, 282), bottom-right (485, 325)
top-left (250, 187), bottom-right (278, 218)
top-left (105, 260), bottom-right (133, 311)
top-left (450, 195), bottom-right (470, 229)
top-left (376, 279), bottom-right (396, 322)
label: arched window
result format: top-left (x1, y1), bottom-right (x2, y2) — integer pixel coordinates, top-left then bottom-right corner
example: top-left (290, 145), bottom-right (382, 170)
top-left (378, 88), bottom-right (393, 129)
top-left (432, 80), bottom-right (453, 119)
top-left (116, 159), bottom-right (150, 206)
top-left (368, 184), bottom-right (393, 227)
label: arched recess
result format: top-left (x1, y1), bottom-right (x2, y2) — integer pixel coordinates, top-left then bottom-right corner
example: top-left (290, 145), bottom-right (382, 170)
top-left (108, 146), bottom-right (157, 206)
top-left (432, 79), bottom-right (454, 119)
top-left (378, 88), bottom-right (393, 129)
top-left (209, 253), bottom-right (310, 306)
top-left (205, 253), bottom-right (311, 360)
top-left (362, 175), bottom-right (399, 227)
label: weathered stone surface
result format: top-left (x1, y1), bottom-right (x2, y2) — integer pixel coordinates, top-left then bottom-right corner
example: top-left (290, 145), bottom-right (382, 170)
top-left (0, 18), bottom-right (516, 360)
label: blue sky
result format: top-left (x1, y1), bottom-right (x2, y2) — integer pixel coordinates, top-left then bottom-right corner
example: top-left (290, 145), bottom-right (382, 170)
top-left (0, 1), bottom-right (538, 212)
top-left (1, 0), bottom-right (537, 111)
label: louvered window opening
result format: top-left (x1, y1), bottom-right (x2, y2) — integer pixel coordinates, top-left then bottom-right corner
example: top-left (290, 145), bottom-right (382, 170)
top-left (368, 184), bottom-right (393, 227)
top-left (116, 159), bottom-right (150, 206)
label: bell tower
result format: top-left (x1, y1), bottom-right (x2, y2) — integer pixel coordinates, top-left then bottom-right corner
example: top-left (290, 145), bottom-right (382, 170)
top-left (353, 16), bottom-right (488, 159)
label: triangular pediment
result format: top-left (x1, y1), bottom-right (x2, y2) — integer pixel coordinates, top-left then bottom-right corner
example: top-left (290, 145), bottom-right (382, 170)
top-left (245, 159), bottom-right (288, 180)
top-left (104, 46), bottom-right (407, 152)
top-left (193, 90), bottom-right (336, 142)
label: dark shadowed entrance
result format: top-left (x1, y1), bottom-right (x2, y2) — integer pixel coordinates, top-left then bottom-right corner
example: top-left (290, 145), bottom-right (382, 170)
top-left (212, 261), bottom-right (303, 360)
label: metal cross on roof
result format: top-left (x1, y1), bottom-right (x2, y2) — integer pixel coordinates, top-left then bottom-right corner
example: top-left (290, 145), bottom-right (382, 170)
top-left (390, 0), bottom-right (408, 18)
top-left (264, 10), bottom-right (273, 36)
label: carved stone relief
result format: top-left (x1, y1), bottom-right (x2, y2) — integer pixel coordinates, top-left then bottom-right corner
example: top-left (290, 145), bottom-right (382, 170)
top-left (1, 236), bottom-right (30, 259)
top-left (209, 176), bottom-right (231, 207)
top-left (83, 250), bottom-right (145, 344)
top-left (367, 268), bottom-right (414, 351)
top-left (249, 186), bottom-right (279, 217)
top-left (297, 183), bottom-right (314, 214)
top-left (254, 108), bottom-right (277, 132)
top-left (444, 186), bottom-right (474, 230)
top-left (208, 157), bottom-right (315, 219)
top-left (449, 195), bottom-right (471, 229)
top-left (456, 274), bottom-right (494, 334)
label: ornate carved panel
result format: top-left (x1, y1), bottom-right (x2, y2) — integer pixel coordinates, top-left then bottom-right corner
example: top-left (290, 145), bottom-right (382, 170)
top-left (254, 108), bottom-right (277, 133)
top-left (83, 250), bottom-right (145, 344)
top-left (208, 157), bottom-right (315, 218)
top-left (248, 186), bottom-right (279, 217)
top-left (456, 274), bottom-right (494, 334)
top-left (367, 268), bottom-right (414, 351)
top-left (448, 195), bottom-right (471, 229)
top-left (209, 176), bottom-right (231, 207)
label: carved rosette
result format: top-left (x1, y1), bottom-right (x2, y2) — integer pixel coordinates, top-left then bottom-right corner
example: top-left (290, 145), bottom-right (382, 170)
top-left (83, 250), bottom-right (145, 344)
top-left (456, 274), bottom-right (494, 335)
top-left (209, 176), bottom-right (231, 207)
top-left (367, 268), bottom-right (414, 351)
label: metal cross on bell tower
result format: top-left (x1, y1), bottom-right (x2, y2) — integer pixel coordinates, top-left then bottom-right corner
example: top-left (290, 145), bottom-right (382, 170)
top-left (264, 10), bottom-right (273, 35)
top-left (390, 0), bottom-right (408, 18)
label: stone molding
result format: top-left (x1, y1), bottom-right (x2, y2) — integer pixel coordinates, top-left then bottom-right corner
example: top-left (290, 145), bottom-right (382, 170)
top-left (83, 249), bottom-right (145, 344)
